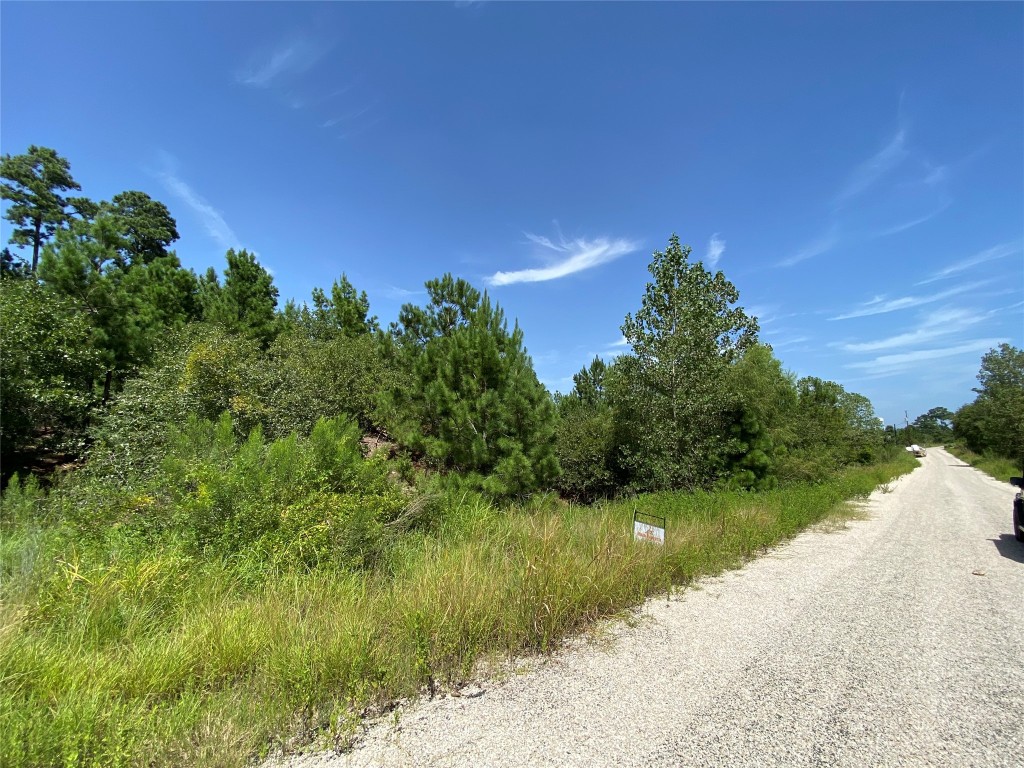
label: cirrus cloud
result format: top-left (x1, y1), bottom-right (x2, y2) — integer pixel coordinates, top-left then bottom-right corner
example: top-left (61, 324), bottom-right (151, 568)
top-left (487, 233), bottom-right (638, 286)
top-left (705, 233), bottom-right (725, 269)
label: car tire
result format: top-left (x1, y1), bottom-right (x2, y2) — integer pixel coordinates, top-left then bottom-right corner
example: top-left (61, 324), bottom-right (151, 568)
top-left (1014, 498), bottom-right (1024, 543)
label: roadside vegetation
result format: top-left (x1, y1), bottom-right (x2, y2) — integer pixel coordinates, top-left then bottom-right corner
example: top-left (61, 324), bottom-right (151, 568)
top-left (948, 344), bottom-right (1024, 481)
top-left (0, 454), bottom-right (913, 768)
top-left (897, 346), bottom-right (1023, 483)
top-left (0, 144), bottom-right (949, 767)
top-left (944, 445), bottom-right (1020, 483)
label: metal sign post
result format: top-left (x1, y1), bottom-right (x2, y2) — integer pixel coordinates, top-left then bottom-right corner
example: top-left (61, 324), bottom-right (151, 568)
top-left (632, 509), bottom-right (666, 545)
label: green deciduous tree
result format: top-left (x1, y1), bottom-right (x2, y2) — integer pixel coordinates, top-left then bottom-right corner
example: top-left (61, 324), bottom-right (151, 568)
top-left (618, 234), bottom-right (759, 490)
top-left (0, 146), bottom-right (82, 271)
top-left (386, 274), bottom-right (559, 497)
top-left (838, 390), bottom-right (884, 464)
top-left (954, 344), bottom-right (1024, 470)
top-left (87, 325), bottom-right (267, 480)
top-left (264, 329), bottom-right (400, 436)
top-left (0, 277), bottom-right (102, 465)
top-left (555, 357), bottom-right (618, 501)
top-left (912, 406), bottom-right (954, 444)
top-left (782, 376), bottom-right (883, 479)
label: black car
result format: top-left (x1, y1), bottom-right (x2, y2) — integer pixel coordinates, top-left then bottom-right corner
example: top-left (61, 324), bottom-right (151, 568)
top-left (1012, 476), bottom-right (1024, 543)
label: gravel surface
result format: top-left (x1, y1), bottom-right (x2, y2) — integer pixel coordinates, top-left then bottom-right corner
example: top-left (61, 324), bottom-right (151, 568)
top-left (274, 448), bottom-right (1024, 768)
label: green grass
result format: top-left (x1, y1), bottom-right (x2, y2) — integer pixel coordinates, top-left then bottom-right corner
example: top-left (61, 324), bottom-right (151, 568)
top-left (945, 443), bottom-right (1022, 483)
top-left (0, 454), bottom-right (915, 768)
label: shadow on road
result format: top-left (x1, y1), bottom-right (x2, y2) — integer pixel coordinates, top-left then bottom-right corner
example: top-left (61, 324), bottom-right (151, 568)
top-left (991, 534), bottom-right (1024, 563)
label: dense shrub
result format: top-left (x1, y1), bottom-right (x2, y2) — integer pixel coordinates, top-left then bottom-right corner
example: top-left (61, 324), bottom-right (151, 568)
top-left (49, 411), bottom-right (407, 574)
top-left (554, 397), bottom-right (617, 501)
top-left (262, 329), bottom-right (400, 436)
top-left (89, 323), bottom-right (402, 482)
top-left (144, 414), bottom-right (405, 567)
top-left (0, 278), bottom-right (102, 465)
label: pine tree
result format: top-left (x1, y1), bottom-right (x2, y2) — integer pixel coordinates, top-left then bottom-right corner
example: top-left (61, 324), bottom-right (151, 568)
top-left (305, 274), bottom-right (378, 339)
top-left (0, 146), bottom-right (81, 271)
top-left (104, 190), bottom-right (180, 265)
top-left (555, 357), bottom-right (618, 501)
top-left (38, 213), bottom-right (197, 402)
top-left (720, 344), bottom-right (797, 490)
top-left (202, 249), bottom-right (280, 347)
top-left (388, 274), bottom-right (559, 496)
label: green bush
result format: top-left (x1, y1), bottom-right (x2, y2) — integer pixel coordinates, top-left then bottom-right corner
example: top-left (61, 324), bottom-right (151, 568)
top-left (0, 278), bottom-right (102, 465)
top-left (554, 397), bottom-right (617, 501)
top-left (149, 414), bottom-right (405, 566)
top-left (90, 323), bottom-right (403, 484)
top-left (87, 324), bottom-right (266, 482)
top-left (262, 330), bottom-right (399, 437)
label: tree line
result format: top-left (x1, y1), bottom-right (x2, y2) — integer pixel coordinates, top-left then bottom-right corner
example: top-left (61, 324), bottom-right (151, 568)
top-left (3, 145), bottom-right (905, 498)
top-left (952, 344), bottom-right (1024, 473)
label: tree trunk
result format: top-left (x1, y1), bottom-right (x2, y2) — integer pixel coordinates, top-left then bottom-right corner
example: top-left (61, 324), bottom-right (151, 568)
top-left (31, 217), bottom-right (42, 272)
top-left (102, 370), bottom-right (113, 405)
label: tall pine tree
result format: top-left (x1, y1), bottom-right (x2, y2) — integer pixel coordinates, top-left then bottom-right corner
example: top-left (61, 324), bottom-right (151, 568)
top-left (0, 146), bottom-right (81, 271)
top-left (201, 249), bottom-right (280, 347)
top-left (38, 213), bottom-right (197, 402)
top-left (388, 274), bottom-right (559, 496)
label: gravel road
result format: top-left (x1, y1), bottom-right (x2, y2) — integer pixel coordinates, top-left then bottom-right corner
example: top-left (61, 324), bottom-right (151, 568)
top-left (278, 448), bottom-right (1024, 768)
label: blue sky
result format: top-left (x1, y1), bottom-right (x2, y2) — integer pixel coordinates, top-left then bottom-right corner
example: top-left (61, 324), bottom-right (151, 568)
top-left (2, 2), bottom-right (1021, 425)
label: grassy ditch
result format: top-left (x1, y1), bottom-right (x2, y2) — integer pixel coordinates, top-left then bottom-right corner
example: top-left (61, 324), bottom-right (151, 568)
top-left (944, 443), bottom-right (1022, 483)
top-left (1, 454), bottom-right (914, 768)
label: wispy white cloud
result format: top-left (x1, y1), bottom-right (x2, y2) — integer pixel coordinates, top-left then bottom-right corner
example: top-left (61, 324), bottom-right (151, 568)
top-left (608, 337), bottom-right (629, 349)
top-left (777, 229), bottom-right (838, 268)
top-left (238, 36), bottom-right (328, 88)
top-left (838, 308), bottom-right (988, 352)
top-left (830, 281), bottom-right (994, 320)
top-left (704, 233), bottom-right (725, 269)
top-left (746, 304), bottom-right (777, 325)
top-left (379, 285), bottom-right (426, 301)
top-left (487, 233), bottom-right (638, 286)
top-left (156, 157), bottom-right (240, 250)
top-left (922, 162), bottom-right (948, 186)
top-left (321, 103), bottom-right (375, 129)
top-left (846, 338), bottom-right (1008, 377)
top-left (915, 242), bottom-right (1021, 285)
top-left (835, 128), bottom-right (908, 206)
top-left (770, 335), bottom-right (810, 350)
top-left (874, 200), bottom-right (951, 237)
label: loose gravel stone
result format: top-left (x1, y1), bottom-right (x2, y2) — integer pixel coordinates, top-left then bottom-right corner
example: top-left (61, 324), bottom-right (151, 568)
top-left (270, 448), bottom-right (1024, 768)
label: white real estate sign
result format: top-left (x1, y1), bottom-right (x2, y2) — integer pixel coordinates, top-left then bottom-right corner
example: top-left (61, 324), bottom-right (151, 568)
top-left (633, 519), bottom-right (665, 545)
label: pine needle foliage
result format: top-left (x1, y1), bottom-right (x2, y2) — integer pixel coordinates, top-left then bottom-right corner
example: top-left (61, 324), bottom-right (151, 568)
top-left (387, 274), bottom-right (559, 497)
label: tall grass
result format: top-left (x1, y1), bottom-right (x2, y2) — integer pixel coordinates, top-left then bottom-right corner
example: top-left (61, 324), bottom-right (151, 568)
top-left (1, 454), bottom-right (915, 768)
top-left (945, 443), bottom-right (1022, 483)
